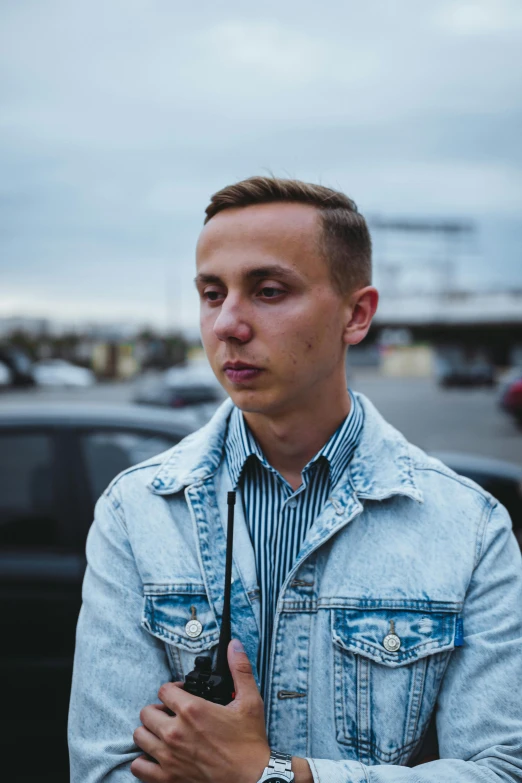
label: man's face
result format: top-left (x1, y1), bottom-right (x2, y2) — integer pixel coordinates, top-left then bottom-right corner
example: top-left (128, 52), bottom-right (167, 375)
top-left (195, 202), bottom-right (351, 417)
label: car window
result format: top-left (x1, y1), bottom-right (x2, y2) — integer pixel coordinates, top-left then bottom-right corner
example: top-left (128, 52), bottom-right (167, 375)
top-left (80, 430), bottom-right (179, 501)
top-left (0, 433), bottom-right (63, 550)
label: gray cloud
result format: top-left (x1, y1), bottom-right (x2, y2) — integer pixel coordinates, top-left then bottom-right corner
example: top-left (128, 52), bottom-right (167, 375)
top-left (1, 0), bottom-right (521, 327)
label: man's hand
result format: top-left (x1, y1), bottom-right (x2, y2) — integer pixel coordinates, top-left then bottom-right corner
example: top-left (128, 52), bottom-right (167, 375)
top-left (131, 639), bottom-right (271, 783)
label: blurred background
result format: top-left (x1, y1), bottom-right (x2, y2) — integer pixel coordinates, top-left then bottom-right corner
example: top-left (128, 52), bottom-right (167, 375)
top-left (1, 1), bottom-right (521, 780)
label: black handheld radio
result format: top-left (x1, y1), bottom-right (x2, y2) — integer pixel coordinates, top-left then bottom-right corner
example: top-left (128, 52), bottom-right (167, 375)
top-left (183, 491), bottom-right (236, 705)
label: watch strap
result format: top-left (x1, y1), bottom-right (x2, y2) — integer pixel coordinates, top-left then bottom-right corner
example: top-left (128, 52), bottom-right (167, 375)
top-left (266, 750), bottom-right (293, 778)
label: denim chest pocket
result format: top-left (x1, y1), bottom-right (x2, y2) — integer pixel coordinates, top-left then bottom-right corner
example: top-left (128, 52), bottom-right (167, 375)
top-left (332, 604), bottom-right (458, 765)
top-left (141, 584), bottom-right (220, 681)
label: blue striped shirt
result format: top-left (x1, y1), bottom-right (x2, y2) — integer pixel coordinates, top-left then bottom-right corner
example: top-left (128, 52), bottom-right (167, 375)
top-left (225, 390), bottom-right (364, 699)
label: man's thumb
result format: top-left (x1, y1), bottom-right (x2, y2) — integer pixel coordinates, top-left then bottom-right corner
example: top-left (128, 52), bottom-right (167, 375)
top-left (228, 639), bottom-right (257, 699)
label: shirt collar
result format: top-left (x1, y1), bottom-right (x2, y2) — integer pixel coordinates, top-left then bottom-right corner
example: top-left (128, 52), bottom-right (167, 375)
top-left (224, 390), bottom-right (364, 490)
top-left (147, 391), bottom-right (423, 504)
top-left (225, 405), bottom-right (265, 489)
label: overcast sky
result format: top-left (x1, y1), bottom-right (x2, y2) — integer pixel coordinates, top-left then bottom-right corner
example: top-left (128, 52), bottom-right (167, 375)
top-left (1, 0), bottom-right (521, 331)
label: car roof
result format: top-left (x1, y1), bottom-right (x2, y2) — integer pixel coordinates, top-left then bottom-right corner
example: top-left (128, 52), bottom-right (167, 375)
top-left (431, 451), bottom-right (522, 482)
top-left (1, 406), bottom-right (519, 482)
top-left (0, 402), bottom-right (199, 435)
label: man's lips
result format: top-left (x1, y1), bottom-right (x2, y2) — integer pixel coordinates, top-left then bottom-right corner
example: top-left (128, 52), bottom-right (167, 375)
top-left (222, 362), bottom-right (263, 383)
top-left (223, 362), bottom-right (261, 371)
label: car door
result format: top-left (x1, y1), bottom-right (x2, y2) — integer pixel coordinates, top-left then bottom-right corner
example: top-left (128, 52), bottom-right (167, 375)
top-left (0, 426), bottom-right (83, 780)
top-left (73, 426), bottom-right (181, 545)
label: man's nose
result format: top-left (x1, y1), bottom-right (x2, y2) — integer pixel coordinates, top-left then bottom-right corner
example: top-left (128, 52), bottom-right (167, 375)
top-left (213, 297), bottom-right (253, 343)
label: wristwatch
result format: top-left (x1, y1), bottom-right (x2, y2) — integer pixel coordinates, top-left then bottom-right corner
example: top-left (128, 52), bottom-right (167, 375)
top-left (256, 750), bottom-right (294, 783)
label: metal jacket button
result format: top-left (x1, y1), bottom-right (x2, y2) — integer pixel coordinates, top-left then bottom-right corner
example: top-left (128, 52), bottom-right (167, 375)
top-left (383, 620), bottom-right (401, 652)
top-left (185, 620), bottom-right (202, 638)
top-left (185, 606), bottom-right (203, 638)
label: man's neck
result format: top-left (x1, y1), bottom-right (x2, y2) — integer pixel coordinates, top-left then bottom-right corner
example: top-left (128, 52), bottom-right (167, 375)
top-left (242, 386), bottom-right (352, 490)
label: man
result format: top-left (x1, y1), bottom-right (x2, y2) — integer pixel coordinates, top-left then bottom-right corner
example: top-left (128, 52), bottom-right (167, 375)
top-left (69, 177), bottom-right (522, 782)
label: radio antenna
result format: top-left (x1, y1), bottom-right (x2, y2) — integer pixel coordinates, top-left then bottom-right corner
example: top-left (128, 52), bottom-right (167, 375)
top-left (183, 490), bottom-right (236, 703)
top-left (214, 490), bottom-right (235, 679)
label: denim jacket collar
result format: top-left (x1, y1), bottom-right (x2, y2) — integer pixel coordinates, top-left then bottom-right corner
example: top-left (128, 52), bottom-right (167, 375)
top-left (147, 391), bottom-right (423, 504)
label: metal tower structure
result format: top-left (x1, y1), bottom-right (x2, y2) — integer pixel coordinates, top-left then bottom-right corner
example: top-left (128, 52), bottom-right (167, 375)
top-left (369, 217), bottom-right (476, 297)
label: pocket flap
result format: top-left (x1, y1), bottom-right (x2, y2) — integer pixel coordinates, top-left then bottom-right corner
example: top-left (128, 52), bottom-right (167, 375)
top-left (332, 605), bottom-right (458, 667)
top-left (142, 583), bottom-right (220, 652)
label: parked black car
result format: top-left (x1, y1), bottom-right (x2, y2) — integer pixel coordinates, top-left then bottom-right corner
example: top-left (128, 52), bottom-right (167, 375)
top-left (0, 403), bottom-right (194, 781)
top-left (1, 404), bottom-right (521, 781)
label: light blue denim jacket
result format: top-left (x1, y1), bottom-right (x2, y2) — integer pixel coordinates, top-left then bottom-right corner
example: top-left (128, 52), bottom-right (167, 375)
top-left (69, 393), bottom-right (522, 782)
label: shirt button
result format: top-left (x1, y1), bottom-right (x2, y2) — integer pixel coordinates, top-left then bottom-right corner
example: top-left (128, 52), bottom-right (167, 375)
top-left (288, 499), bottom-right (297, 509)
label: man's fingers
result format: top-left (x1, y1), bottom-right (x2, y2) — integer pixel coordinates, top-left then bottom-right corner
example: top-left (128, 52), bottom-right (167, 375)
top-left (158, 680), bottom-right (209, 716)
top-left (130, 753), bottom-right (163, 782)
top-left (227, 639), bottom-right (259, 701)
top-left (140, 703), bottom-right (174, 737)
top-left (133, 725), bottom-right (163, 760)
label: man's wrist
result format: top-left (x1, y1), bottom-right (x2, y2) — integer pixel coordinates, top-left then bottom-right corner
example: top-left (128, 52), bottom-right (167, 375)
top-left (291, 757), bottom-right (313, 783)
top-left (247, 745), bottom-right (271, 783)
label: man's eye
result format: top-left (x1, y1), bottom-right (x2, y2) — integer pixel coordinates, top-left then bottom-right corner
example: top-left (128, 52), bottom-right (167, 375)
top-left (203, 291), bottom-right (223, 302)
top-left (259, 287), bottom-right (283, 298)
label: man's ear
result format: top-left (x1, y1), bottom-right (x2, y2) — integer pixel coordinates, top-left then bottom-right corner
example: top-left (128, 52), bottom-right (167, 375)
top-left (342, 286), bottom-right (379, 347)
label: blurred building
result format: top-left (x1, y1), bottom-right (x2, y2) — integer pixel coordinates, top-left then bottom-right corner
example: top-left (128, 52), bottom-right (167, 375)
top-left (367, 217), bottom-right (522, 373)
top-left (0, 318), bottom-right (188, 380)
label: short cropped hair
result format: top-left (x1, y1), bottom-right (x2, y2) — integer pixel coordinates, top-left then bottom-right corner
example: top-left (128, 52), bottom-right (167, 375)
top-left (204, 176), bottom-right (372, 295)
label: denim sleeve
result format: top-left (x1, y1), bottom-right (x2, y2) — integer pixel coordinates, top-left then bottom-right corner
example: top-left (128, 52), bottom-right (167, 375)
top-left (306, 499), bottom-right (522, 783)
top-left (68, 488), bottom-right (172, 782)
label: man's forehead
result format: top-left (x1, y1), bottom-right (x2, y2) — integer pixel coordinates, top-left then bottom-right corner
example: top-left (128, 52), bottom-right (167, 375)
top-left (196, 201), bottom-right (320, 255)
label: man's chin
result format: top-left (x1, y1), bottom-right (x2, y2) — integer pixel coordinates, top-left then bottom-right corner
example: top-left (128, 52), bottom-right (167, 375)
top-left (228, 388), bottom-right (288, 417)
top-left (229, 393), bottom-right (265, 415)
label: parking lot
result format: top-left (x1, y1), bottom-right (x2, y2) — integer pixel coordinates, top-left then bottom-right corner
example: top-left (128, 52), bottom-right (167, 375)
top-left (353, 371), bottom-right (521, 464)
top-left (1, 368), bottom-right (521, 783)
top-left (3, 369), bottom-right (521, 464)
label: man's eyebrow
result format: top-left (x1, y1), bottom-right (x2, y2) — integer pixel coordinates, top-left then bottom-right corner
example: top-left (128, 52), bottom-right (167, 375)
top-left (194, 265), bottom-right (302, 287)
top-left (194, 272), bottom-right (223, 286)
top-left (246, 265), bottom-right (302, 282)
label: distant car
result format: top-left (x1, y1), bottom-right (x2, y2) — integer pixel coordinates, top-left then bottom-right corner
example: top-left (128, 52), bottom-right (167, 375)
top-left (0, 345), bottom-right (35, 386)
top-left (134, 363), bottom-right (226, 412)
top-left (1, 403), bottom-right (521, 781)
top-left (436, 356), bottom-right (495, 388)
top-left (499, 369), bottom-right (522, 424)
top-left (0, 360), bottom-right (12, 387)
top-left (33, 358), bottom-right (96, 387)
top-left (498, 366), bottom-right (522, 395)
